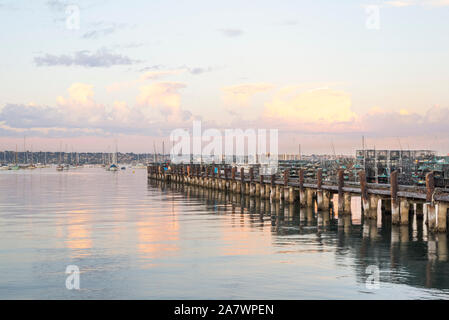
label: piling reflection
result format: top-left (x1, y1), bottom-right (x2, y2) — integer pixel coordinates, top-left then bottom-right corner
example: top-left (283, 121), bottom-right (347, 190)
top-left (150, 179), bottom-right (449, 295)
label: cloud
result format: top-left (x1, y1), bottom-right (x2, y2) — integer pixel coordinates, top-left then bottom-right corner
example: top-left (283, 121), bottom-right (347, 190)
top-left (358, 105), bottom-right (449, 137)
top-left (46, 0), bottom-right (68, 11)
top-left (188, 67), bottom-right (213, 75)
top-left (82, 23), bottom-right (123, 39)
top-left (0, 82), bottom-right (197, 138)
top-left (136, 82), bottom-right (188, 121)
top-left (383, 1), bottom-right (414, 7)
top-left (138, 65), bottom-right (165, 72)
top-left (106, 66), bottom-right (212, 93)
top-left (140, 69), bottom-right (186, 80)
top-left (105, 81), bottom-right (136, 93)
top-left (383, 0), bottom-right (449, 6)
top-left (222, 83), bottom-right (274, 108)
top-left (263, 87), bottom-right (357, 130)
top-left (219, 28), bottom-right (244, 37)
top-left (106, 68), bottom-right (186, 93)
top-left (34, 48), bottom-right (139, 68)
top-left (0, 104), bottom-right (64, 129)
top-left (276, 19), bottom-right (299, 26)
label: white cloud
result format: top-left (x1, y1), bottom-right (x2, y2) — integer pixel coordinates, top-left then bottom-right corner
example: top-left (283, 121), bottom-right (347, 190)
top-left (221, 83), bottom-right (274, 110)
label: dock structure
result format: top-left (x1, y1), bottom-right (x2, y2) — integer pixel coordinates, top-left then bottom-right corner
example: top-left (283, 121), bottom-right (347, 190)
top-left (148, 164), bottom-right (449, 232)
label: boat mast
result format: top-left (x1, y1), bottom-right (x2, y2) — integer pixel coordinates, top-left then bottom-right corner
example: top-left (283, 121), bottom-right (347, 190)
top-left (23, 136), bottom-right (27, 164)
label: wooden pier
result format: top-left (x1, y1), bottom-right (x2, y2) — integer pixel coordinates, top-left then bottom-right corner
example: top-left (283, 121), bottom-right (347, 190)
top-left (147, 164), bottom-right (449, 232)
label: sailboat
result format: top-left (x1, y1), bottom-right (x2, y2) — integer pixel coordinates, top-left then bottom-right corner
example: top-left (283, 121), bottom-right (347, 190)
top-left (108, 142), bottom-right (119, 171)
top-left (27, 146), bottom-right (36, 169)
top-left (10, 146), bottom-right (19, 170)
top-left (56, 146), bottom-right (64, 171)
top-left (0, 150), bottom-right (9, 170)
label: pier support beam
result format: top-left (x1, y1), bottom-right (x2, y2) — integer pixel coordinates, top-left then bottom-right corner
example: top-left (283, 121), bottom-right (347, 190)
top-left (249, 183), bottom-right (255, 196)
top-left (344, 193), bottom-right (351, 213)
top-left (306, 189), bottom-right (313, 208)
top-left (240, 168), bottom-right (245, 194)
top-left (359, 171), bottom-right (373, 219)
top-left (391, 170), bottom-right (400, 225)
top-left (282, 170), bottom-right (289, 202)
top-left (323, 191), bottom-right (330, 210)
top-left (269, 175), bottom-right (275, 201)
top-left (265, 184), bottom-right (271, 200)
top-left (426, 172), bottom-right (438, 232)
top-left (437, 202), bottom-right (448, 232)
top-left (299, 189), bottom-right (306, 207)
top-left (337, 169), bottom-right (345, 213)
top-left (284, 187), bottom-right (290, 202)
top-left (363, 194), bottom-right (379, 220)
top-left (399, 198), bottom-right (410, 225)
top-left (316, 169), bottom-right (325, 211)
top-left (298, 169), bottom-right (306, 207)
top-left (288, 187), bottom-right (296, 203)
top-left (416, 202), bottom-right (424, 219)
top-left (317, 191), bottom-right (324, 211)
top-left (426, 203), bottom-right (437, 232)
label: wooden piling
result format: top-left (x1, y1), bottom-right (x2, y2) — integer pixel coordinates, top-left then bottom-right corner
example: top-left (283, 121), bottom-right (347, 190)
top-left (299, 169), bottom-right (306, 207)
top-left (337, 169), bottom-right (344, 213)
top-left (391, 170), bottom-right (400, 225)
top-left (426, 172), bottom-right (437, 231)
top-left (316, 169), bottom-right (323, 210)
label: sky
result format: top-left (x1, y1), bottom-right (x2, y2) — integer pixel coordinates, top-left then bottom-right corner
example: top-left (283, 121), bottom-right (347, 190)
top-left (1, 0), bottom-right (449, 154)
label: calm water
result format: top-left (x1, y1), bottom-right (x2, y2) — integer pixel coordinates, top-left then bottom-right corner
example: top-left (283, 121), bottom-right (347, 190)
top-left (1, 167), bottom-right (449, 299)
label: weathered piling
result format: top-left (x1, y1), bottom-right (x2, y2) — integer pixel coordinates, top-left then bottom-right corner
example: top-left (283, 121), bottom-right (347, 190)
top-left (283, 170), bottom-right (290, 202)
top-left (260, 174), bottom-right (266, 199)
top-left (359, 171), bottom-right (369, 216)
top-left (400, 198), bottom-right (410, 225)
top-left (391, 170), bottom-right (400, 225)
top-left (270, 174), bottom-right (276, 201)
top-left (316, 169), bottom-right (324, 211)
top-left (416, 202), bottom-right (424, 218)
top-left (298, 169), bottom-right (306, 207)
top-left (337, 169), bottom-right (345, 213)
top-left (426, 172), bottom-right (437, 232)
top-left (240, 168), bottom-right (245, 194)
top-left (437, 203), bottom-right (448, 232)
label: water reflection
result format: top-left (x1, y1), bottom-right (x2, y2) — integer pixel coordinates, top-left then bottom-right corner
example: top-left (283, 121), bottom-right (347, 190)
top-left (152, 179), bottom-right (449, 298)
top-left (66, 209), bottom-right (92, 258)
top-left (1, 168), bottom-right (449, 299)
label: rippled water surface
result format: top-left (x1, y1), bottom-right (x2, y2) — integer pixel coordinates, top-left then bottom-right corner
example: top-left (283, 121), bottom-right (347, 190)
top-left (1, 168), bottom-right (449, 299)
